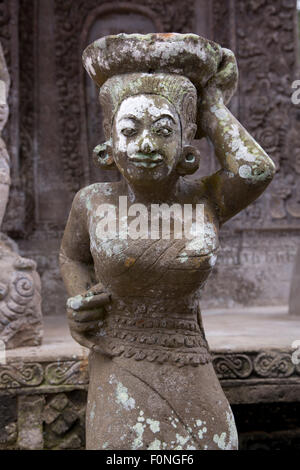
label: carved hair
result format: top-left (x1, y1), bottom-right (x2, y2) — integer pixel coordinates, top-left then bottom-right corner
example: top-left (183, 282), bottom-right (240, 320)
top-left (99, 73), bottom-right (197, 139)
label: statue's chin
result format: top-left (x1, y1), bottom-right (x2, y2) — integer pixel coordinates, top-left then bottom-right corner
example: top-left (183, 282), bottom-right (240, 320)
top-left (124, 170), bottom-right (174, 186)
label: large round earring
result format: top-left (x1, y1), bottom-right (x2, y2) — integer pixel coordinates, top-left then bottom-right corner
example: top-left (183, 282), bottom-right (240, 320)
top-left (176, 145), bottom-right (200, 175)
top-left (93, 140), bottom-right (116, 170)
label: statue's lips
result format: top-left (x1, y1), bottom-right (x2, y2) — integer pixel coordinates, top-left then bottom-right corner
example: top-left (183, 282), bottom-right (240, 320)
top-left (129, 153), bottom-right (163, 168)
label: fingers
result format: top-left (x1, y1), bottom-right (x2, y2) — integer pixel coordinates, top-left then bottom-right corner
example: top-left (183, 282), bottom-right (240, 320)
top-left (78, 293), bottom-right (111, 310)
top-left (215, 48), bottom-right (238, 103)
top-left (67, 307), bottom-right (105, 323)
top-left (67, 292), bottom-right (111, 311)
top-left (68, 318), bottom-right (103, 334)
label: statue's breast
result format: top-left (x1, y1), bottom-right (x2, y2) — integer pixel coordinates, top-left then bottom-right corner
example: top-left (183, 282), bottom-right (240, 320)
top-left (88, 212), bottom-right (219, 296)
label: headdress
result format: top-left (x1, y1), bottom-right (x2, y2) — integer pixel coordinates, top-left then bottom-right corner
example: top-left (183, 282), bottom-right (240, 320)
top-left (82, 33), bottom-right (238, 139)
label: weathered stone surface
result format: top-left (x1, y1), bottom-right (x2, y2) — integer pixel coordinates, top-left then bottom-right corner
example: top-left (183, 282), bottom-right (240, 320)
top-left (0, 395), bottom-right (17, 449)
top-left (289, 245), bottom-right (300, 316)
top-left (43, 391), bottom-right (86, 450)
top-left (0, 237), bottom-right (43, 349)
top-left (17, 395), bottom-right (45, 450)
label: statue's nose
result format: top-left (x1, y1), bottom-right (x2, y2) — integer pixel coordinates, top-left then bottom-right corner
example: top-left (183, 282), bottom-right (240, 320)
top-left (140, 134), bottom-right (154, 154)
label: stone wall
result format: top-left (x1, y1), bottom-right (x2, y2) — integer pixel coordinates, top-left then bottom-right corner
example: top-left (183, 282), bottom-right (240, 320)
top-left (0, 0), bottom-right (299, 315)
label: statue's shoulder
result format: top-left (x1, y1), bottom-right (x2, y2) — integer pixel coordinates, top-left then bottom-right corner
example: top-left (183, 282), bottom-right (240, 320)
top-left (75, 182), bottom-right (119, 209)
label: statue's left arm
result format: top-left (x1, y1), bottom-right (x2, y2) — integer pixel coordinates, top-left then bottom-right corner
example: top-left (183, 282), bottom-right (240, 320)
top-left (199, 53), bottom-right (276, 225)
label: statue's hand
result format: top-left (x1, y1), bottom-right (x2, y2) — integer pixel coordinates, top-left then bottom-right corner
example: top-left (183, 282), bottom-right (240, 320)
top-left (197, 48), bottom-right (238, 138)
top-left (66, 284), bottom-right (111, 350)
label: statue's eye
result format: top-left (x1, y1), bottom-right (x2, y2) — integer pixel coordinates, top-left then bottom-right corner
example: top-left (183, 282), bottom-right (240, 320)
top-left (153, 127), bottom-right (172, 137)
top-left (121, 128), bottom-right (137, 137)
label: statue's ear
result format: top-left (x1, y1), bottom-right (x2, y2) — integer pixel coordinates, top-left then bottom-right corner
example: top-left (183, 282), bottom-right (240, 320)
top-left (93, 140), bottom-right (116, 170)
top-left (184, 123), bottom-right (197, 144)
top-left (176, 145), bottom-right (201, 176)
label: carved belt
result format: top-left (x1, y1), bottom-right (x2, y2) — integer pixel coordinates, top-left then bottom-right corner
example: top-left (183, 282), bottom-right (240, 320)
top-left (96, 314), bottom-right (212, 367)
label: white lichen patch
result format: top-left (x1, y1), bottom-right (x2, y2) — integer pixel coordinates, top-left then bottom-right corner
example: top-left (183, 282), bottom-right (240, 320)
top-left (67, 294), bottom-right (84, 310)
top-left (109, 376), bottom-right (136, 411)
top-left (239, 164), bottom-right (252, 179)
top-left (226, 411), bottom-right (238, 449)
top-left (198, 427), bottom-right (207, 439)
top-left (195, 419), bottom-right (207, 440)
top-left (146, 418), bottom-right (160, 434)
top-left (115, 382), bottom-right (136, 410)
top-left (211, 105), bottom-right (229, 121)
top-left (229, 133), bottom-right (256, 163)
top-left (178, 252), bottom-right (188, 263)
top-left (132, 422), bottom-right (146, 450)
top-left (148, 438), bottom-right (161, 450)
top-left (90, 402), bottom-right (96, 423)
top-left (209, 254), bottom-right (217, 267)
top-left (212, 411), bottom-right (238, 450)
top-left (85, 56), bottom-right (96, 76)
top-left (213, 432), bottom-right (227, 450)
top-left (176, 434), bottom-right (190, 447)
top-left (117, 95), bottom-right (170, 122)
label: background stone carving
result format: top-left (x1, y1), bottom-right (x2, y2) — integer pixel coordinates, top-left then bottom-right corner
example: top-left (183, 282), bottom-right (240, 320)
top-left (0, 239), bottom-right (43, 349)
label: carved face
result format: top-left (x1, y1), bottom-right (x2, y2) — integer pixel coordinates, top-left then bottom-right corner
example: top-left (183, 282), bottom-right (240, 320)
top-left (112, 94), bottom-right (181, 184)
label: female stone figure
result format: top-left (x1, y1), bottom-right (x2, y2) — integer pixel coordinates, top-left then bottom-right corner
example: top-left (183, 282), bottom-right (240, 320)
top-left (60, 34), bottom-right (275, 450)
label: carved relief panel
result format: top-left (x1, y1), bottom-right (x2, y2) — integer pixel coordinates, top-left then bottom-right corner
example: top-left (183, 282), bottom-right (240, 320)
top-left (213, 0), bottom-right (300, 230)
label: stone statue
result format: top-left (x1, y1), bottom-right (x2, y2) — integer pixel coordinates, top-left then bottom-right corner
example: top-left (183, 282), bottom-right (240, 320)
top-left (0, 42), bottom-right (43, 349)
top-left (60, 34), bottom-right (275, 450)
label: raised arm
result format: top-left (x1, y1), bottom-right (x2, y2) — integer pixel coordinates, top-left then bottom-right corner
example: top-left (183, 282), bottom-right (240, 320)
top-left (199, 52), bottom-right (276, 225)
